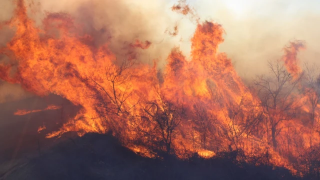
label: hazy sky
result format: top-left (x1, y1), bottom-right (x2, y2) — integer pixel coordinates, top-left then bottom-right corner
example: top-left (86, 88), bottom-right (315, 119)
top-left (186, 0), bottom-right (320, 17)
top-left (173, 0), bottom-right (320, 78)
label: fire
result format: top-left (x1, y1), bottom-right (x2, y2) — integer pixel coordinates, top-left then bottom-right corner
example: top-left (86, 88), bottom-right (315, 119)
top-left (282, 41), bottom-right (305, 79)
top-left (14, 105), bottom-right (61, 116)
top-left (37, 125), bottom-right (46, 133)
top-left (197, 149), bottom-right (216, 159)
top-left (172, 0), bottom-right (199, 22)
top-left (1, 0), bottom-right (320, 176)
top-left (172, 0), bottom-right (192, 15)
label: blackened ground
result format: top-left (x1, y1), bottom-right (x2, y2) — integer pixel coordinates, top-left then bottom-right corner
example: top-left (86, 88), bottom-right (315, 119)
top-left (2, 132), bottom-right (303, 180)
top-left (0, 94), bottom-right (79, 179)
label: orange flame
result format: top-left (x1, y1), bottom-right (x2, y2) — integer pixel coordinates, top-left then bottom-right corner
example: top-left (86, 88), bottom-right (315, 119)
top-left (37, 125), bottom-right (46, 133)
top-left (14, 105), bottom-right (61, 116)
top-left (282, 41), bottom-right (305, 79)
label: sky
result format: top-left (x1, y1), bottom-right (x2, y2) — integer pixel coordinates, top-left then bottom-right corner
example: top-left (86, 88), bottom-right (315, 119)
top-left (175, 0), bottom-right (320, 78)
top-left (188, 0), bottom-right (320, 17)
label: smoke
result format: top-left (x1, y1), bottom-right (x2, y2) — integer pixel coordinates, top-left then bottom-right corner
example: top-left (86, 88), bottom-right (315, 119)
top-left (0, 0), bottom-right (182, 103)
top-left (1, 0), bottom-right (184, 63)
top-left (186, 0), bottom-right (320, 80)
top-left (1, 0), bottom-right (320, 102)
top-left (27, 0), bottom-right (183, 65)
top-left (0, 1), bottom-right (23, 103)
top-left (0, 80), bottom-right (31, 104)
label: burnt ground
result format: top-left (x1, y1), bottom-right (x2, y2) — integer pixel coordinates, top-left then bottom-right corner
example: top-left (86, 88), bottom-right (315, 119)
top-left (1, 132), bottom-right (302, 180)
top-left (0, 94), bottom-right (78, 179)
top-left (0, 95), bottom-right (309, 180)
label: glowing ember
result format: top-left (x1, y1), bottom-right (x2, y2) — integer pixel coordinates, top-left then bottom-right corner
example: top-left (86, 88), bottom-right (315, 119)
top-left (37, 125), bottom-right (46, 133)
top-left (197, 150), bottom-right (216, 159)
top-left (14, 105), bottom-right (61, 116)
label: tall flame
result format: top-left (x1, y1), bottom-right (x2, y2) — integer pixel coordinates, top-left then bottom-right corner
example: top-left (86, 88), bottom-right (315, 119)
top-left (282, 41), bottom-right (305, 79)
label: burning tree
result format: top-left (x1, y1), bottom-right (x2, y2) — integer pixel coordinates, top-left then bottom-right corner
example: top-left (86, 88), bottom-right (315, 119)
top-left (192, 103), bottom-right (216, 150)
top-left (90, 60), bottom-right (139, 138)
top-left (303, 65), bottom-right (320, 128)
top-left (224, 96), bottom-right (264, 152)
top-left (137, 91), bottom-right (186, 154)
top-left (255, 60), bottom-right (301, 150)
